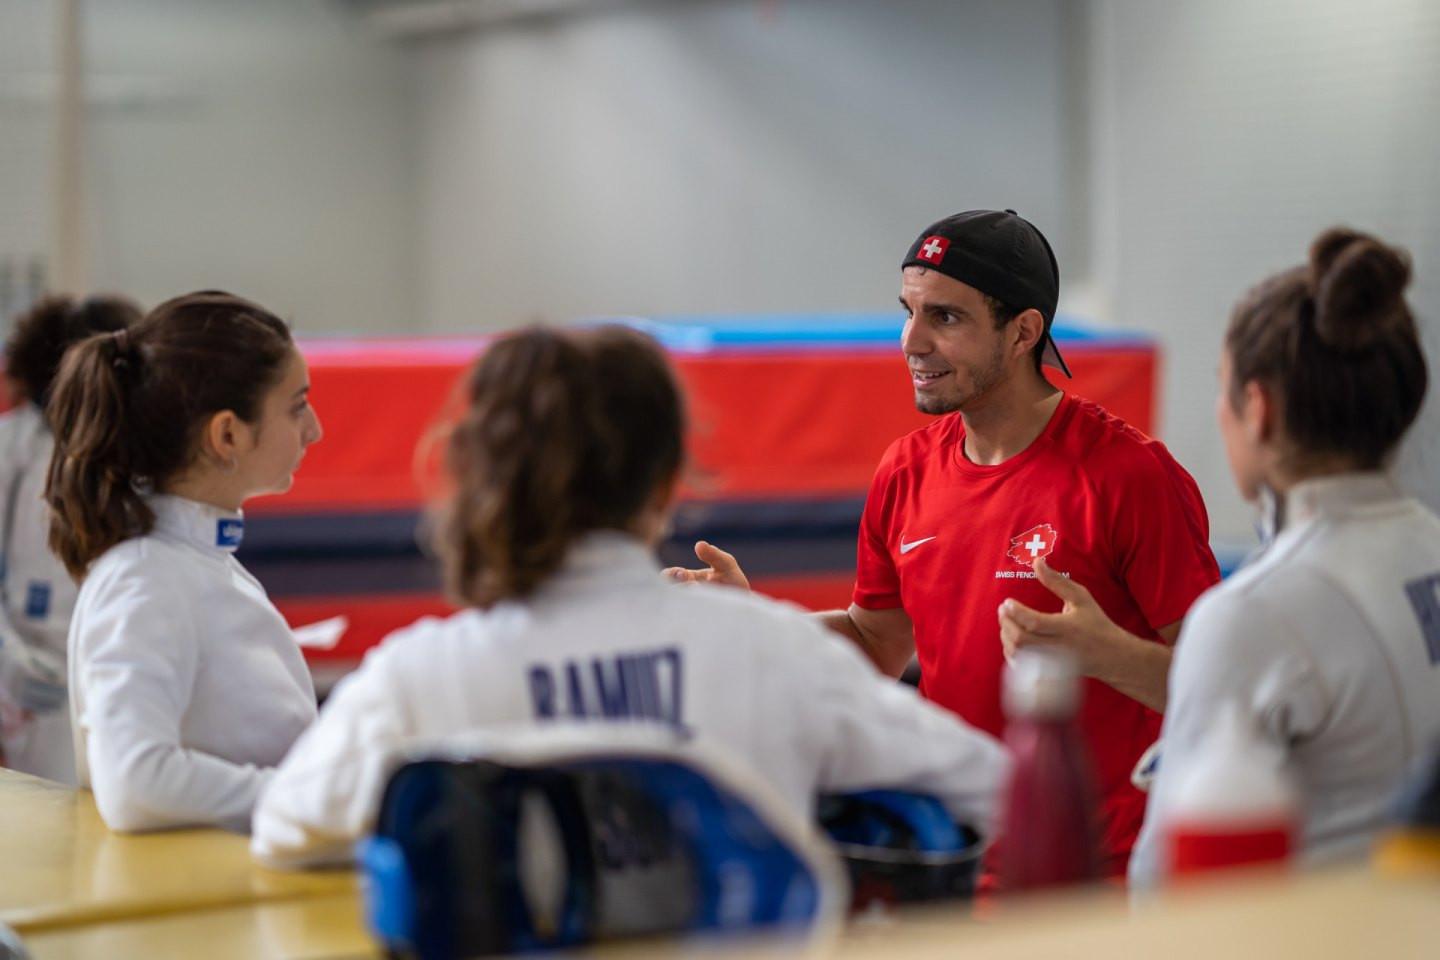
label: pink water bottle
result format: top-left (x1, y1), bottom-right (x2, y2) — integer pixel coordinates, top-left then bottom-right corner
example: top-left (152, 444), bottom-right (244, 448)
top-left (1162, 704), bottom-right (1298, 880)
top-left (996, 650), bottom-right (1101, 891)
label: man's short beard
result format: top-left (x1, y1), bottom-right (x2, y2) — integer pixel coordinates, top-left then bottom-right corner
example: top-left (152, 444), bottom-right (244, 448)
top-left (912, 338), bottom-right (1008, 415)
top-left (915, 392), bottom-right (960, 416)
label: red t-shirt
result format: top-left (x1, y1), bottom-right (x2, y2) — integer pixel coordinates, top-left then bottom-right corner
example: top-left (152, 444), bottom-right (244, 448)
top-left (854, 392), bottom-right (1220, 875)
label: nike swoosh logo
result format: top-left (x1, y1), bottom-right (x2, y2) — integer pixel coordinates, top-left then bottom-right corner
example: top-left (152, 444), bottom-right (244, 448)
top-left (899, 536), bottom-right (936, 555)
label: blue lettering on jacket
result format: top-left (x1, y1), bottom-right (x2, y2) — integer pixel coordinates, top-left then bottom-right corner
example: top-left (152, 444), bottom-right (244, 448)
top-left (1404, 572), bottom-right (1440, 666)
top-left (24, 581), bottom-right (51, 619)
top-left (527, 647), bottom-right (687, 732)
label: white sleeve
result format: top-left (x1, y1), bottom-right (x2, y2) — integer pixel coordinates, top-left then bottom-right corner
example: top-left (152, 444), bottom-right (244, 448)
top-left (1129, 585), bottom-right (1324, 888)
top-left (0, 572), bottom-right (26, 689)
top-left (252, 640), bottom-right (415, 869)
top-left (77, 566), bottom-right (270, 833)
top-left (793, 625), bottom-right (1010, 841)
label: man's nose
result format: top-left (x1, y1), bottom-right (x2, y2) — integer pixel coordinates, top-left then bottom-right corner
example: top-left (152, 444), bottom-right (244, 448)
top-left (901, 317), bottom-right (930, 355)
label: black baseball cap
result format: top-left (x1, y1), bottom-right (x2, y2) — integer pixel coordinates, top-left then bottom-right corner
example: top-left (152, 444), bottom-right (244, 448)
top-left (902, 209), bottom-right (1069, 377)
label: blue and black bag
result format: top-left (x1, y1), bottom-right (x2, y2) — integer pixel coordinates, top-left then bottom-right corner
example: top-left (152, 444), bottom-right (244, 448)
top-left (817, 790), bottom-right (983, 909)
top-left (359, 730), bottom-right (843, 959)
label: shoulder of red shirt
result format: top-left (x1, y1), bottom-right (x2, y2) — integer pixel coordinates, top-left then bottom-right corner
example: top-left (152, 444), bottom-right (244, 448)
top-left (873, 411), bottom-right (961, 476)
top-left (1054, 394), bottom-right (1196, 483)
top-left (870, 394), bottom-right (1201, 498)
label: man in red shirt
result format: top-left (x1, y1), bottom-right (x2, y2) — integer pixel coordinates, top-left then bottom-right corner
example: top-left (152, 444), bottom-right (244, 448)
top-left (671, 209), bottom-right (1219, 875)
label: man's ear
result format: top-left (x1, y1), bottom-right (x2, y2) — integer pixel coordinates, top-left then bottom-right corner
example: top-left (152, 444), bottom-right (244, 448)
top-left (1011, 308), bottom-right (1046, 360)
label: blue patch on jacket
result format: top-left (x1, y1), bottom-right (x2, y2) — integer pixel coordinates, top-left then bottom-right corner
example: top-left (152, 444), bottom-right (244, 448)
top-left (216, 518), bottom-right (245, 548)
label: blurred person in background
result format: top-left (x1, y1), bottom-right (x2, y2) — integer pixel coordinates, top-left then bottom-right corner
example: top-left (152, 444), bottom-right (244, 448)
top-left (0, 294), bottom-right (141, 783)
top-left (251, 325), bottom-right (1007, 869)
top-left (47, 292), bottom-right (322, 831)
top-left (670, 210), bottom-right (1221, 879)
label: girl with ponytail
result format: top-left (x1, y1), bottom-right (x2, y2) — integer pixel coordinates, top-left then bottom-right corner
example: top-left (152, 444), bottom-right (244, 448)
top-left (47, 291), bottom-right (323, 832)
top-left (253, 325), bottom-right (1008, 869)
top-left (1129, 229), bottom-right (1440, 884)
top-left (1, 294), bottom-right (140, 783)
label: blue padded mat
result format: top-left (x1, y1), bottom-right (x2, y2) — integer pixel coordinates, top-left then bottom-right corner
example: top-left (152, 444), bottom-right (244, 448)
top-left (583, 313), bottom-right (1151, 353)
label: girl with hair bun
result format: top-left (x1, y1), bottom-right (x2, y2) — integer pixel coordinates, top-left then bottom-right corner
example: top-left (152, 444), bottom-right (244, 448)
top-left (1, 294), bottom-right (141, 783)
top-left (1130, 229), bottom-right (1440, 884)
top-left (47, 291), bottom-right (323, 831)
top-left (252, 325), bottom-right (1008, 869)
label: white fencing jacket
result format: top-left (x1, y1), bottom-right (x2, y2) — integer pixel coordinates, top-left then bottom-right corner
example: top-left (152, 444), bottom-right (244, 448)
top-left (0, 405), bottom-right (77, 781)
top-left (1131, 473), bottom-right (1440, 886)
top-left (253, 532), bottom-right (1008, 868)
top-left (70, 494), bottom-right (317, 832)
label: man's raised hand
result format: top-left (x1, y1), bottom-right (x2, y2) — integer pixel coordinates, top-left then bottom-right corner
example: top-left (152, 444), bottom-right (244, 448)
top-left (997, 558), bottom-right (1125, 677)
top-left (661, 540), bottom-right (751, 591)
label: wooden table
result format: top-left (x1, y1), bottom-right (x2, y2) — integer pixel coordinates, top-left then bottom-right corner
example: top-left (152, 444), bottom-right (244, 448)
top-left (0, 769), bottom-right (355, 935)
top-left (23, 864), bottom-right (1419, 960)
top-left (834, 867), bottom-right (1436, 960)
top-left (586, 867), bottom-right (1438, 960)
top-left (4, 765), bottom-right (1434, 959)
top-left (18, 896), bottom-right (375, 960)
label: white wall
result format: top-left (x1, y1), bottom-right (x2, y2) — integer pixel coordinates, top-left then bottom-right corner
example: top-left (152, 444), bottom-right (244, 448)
top-left (1091, 0), bottom-right (1440, 542)
top-left (411, 0), bottom-right (1081, 329)
top-left (0, 0), bottom-right (60, 320)
top-left (0, 0), bottom-right (418, 333)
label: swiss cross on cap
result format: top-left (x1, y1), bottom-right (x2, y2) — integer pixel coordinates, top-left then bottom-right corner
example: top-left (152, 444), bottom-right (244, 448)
top-left (916, 235), bottom-right (949, 264)
top-left (1007, 523), bottom-right (1058, 567)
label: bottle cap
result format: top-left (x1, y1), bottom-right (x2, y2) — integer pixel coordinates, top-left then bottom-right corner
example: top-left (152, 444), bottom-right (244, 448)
top-left (1003, 649), bottom-right (1080, 719)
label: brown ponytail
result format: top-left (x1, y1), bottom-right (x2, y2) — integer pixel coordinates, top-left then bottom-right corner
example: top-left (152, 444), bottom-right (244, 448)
top-left (438, 325), bottom-right (684, 609)
top-left (1226, 227), bottom-right (1427, 472)
top-left (45, 291), bottom-right (294, 579)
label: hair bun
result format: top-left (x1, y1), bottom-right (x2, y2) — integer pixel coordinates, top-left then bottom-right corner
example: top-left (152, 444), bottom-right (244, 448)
top-left (1309, 228), bottom-right (1413, 352)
